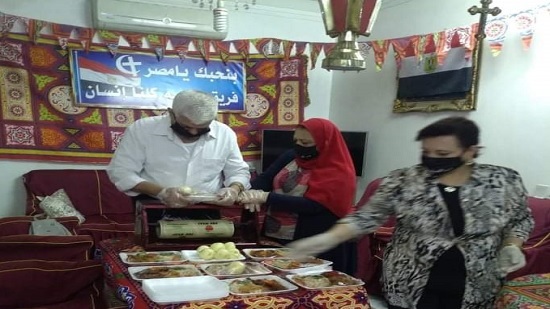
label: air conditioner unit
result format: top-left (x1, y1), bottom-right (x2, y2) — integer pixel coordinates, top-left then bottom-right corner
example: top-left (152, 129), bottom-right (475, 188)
top-left (91, 0), bottom-right (228, 40)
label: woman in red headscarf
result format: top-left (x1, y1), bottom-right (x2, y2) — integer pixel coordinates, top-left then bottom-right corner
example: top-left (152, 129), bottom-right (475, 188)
top-left (239, 118), bottom-right (357, 273)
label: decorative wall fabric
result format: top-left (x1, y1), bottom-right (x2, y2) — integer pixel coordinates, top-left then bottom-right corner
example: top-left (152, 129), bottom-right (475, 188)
top-left (0, 35), bottom-right (306, 163)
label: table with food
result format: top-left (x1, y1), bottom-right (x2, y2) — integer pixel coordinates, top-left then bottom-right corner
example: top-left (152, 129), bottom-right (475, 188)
top-left (99, 237), bottom-right (372, 308)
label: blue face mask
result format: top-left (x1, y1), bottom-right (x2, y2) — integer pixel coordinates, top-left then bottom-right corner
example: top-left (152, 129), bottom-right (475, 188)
top-left (294, 144), bottom-right (319, 160)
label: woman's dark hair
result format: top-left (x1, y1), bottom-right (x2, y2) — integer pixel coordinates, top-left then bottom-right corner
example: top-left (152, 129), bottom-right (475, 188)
top-left (416, 116), bottom-right (479, 148)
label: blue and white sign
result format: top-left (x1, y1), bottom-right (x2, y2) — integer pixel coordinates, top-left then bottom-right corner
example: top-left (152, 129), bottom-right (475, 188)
top-left (69, 50), bottom-right (246, 111)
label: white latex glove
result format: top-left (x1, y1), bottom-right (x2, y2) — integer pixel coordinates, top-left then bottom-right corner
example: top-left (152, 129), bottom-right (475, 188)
top-left (238, 190), bottom-right (269, 204)
top-left (156, 187), bottom-right (192, 208)
top-left (497, 245), bottom-right (526, 274)
top-left (212, 187), bottom-right (240, 206)
top-left (286, 232), bottom-right (341, 259)
top-left (243, 203), bottom-right (262, 213)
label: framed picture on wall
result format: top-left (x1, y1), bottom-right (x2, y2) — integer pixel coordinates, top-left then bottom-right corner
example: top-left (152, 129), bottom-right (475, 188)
top-left (69, 49), bottom-right (246, 111)
top-left (392, 35), bottom-right (480, 113)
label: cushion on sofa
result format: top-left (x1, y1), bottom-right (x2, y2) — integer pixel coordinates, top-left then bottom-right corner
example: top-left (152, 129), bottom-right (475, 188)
top-left (0, 216), bottom-right (79, 237)
top-left (508, 197), bottom-right (550, 279)
top-left (76, 214), bottom-right (135, 245)
top-left (23, 169), bottom-right (133, 216)
top-left (524, 197), bottom-right (550, 245)
top-left (0, 235), bottom-right (94, 262)
top-left (39, 188), bottom-right (86, 223)
top-left (0, 260), bottom-right (103, 308)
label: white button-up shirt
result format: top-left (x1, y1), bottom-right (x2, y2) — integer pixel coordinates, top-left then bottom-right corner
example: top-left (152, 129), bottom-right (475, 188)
top-left (107, 115), bottom-right (251, 196)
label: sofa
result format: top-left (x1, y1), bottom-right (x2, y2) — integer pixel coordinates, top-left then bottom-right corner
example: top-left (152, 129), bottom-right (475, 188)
top-left (23, 169), bottom-right (135, 247)
top-left (0, 216), bottom-right (105, 309)
top-left (355, 178), bottom-right (550, 295)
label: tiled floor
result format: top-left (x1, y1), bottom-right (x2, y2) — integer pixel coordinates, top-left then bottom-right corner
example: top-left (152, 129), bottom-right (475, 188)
top-left (369, 295), bottom-right (389, 309)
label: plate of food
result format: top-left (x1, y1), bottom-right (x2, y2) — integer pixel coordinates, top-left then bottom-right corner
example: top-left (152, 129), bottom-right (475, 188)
top-left (262, 258), bottom-right (332, 273)
top-left (182, 242), bottom-right (245, 263)
top-left (286, 270), bottom-right (364, 289)
top-left (242, 248), bottom-right (290, 260)
top-left (199, 261), bottom-right (272, 277)
top-left (223, 275), bottom-right (298, 296)
top-left (128, 265), bottom-right (202, 281)
top-left (119, 251), bottom-right (185, 265)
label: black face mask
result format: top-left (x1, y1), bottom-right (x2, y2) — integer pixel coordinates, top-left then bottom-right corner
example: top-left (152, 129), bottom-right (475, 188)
top-left (170, 122), bottom-right (210, 138)
top-left (294, 144), bottom-right (319, 160)
top-left (421, 155), bottom-right (464, 176)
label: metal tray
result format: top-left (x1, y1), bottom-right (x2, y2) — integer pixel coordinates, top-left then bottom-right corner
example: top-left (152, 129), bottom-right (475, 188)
top-left (286, 270), bottom-right (364, 290)
top-left (242, 248), bottom-right (290, 260)
top-left (223, 275), bottom-right (298, 296)
top-left (199, 262), bottom-right (272, 278)
top-left (182, 250), bottom-right (246, 263)
top-left (128, 264), bottom-right (202, 281)
top-left (262, 258), bottom-right (333, 273)
top-left (119, 251), bottom-right (185, 265)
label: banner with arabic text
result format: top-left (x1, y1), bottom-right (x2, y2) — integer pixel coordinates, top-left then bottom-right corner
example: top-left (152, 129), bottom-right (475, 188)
top-left (70, 50), bottom-right (245, 111)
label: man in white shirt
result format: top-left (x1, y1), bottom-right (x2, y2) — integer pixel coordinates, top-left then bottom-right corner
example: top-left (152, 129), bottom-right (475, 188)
top-left (107, 90), bottom-right (250, 208)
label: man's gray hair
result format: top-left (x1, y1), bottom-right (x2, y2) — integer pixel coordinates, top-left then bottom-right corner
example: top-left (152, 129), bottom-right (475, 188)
top-left (171, 90), bottom-right (218, 125)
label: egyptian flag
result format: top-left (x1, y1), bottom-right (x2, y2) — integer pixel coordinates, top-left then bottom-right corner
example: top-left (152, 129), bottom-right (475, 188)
top-left (396, 36), bottom-right (473, 102)
top-left (78, 57), bottom-right (141, 87)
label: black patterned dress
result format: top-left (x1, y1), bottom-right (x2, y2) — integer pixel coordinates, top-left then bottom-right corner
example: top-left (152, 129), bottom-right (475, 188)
top-left (340, 164), bottom-right (534, 309)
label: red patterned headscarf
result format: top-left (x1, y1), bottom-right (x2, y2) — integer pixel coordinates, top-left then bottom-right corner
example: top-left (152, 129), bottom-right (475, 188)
top-left (296, 118), bottom-right (356, 218)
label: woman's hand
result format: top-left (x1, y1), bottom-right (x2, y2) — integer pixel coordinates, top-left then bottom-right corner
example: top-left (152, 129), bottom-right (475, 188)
top-left (243, 203), bottom-right (262, 213)
top-left (238, 190), bottom-right (269, 204)
top-left (497, 244), bottom-right (526, 274)
top-left (286, 232), bottom-right (341, 258)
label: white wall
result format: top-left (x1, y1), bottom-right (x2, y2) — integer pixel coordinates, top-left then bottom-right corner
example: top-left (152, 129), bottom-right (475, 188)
top-left (0, 0), bottom-right (332, 217)
top-left (329, 0), bottom-right (550, 198)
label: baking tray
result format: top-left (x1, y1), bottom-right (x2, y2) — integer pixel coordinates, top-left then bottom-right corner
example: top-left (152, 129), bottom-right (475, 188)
top-left (286, 270), bottom-right (364, 290)
top-left (223, 275), bottom-right (298, 296)
top-left (182, 250), bottom-right (246, 263)
top-left (128, 264), bottom-right (202, 281)
top-left (119, 251), bottom-right (185, 265)
top-left (242, 248), bottom-right (290, 260)
top-left (199, 262), bottom-right (272, 278)
top-left (262, 258), bottom-right (333, 273)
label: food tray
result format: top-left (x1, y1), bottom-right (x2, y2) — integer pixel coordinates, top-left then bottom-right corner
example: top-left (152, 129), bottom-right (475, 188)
top-left (182, 250), bottom-right (246, 263)
top-left (199, 262), bottom-right (272, 277)
top-left (128, 265), bottom-right (202, 281)
top-left (142, 276), bottom-right (228, 304)
top-left (187, 193), bottom-right (219, 203)
top-left (223, 275), bottom-right (298, 296)
top-left (262, 258), bottom-right (333, 273)
top-left (242, 248), bottom-right (290, 260)
top-left (286, 270), bottom-right (364, 290)
top-left (119, 251), bottom-right (185, 265)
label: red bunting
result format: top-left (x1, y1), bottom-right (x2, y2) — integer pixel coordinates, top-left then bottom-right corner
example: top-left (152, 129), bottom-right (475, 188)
top-left (294, 42), bottom-right (308, 56)
top-left (251, 38), bottom-right (272, 58)
top-left (193, 39), bottom-right (211, 62)
top-left (309, 43), bottom-right (323, 70)
top-left (232, 39), bottom-right (250, 62)
top-left (212, 41), bottom-right (232, 63)
top-left (282, 40), bottom-right (294, 60)
top-left (369, 40), bottom-right (390, 71)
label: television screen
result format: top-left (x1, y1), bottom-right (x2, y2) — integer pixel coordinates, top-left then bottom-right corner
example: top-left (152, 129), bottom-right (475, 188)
top-left (260, 129), bottom-right (368, 176)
